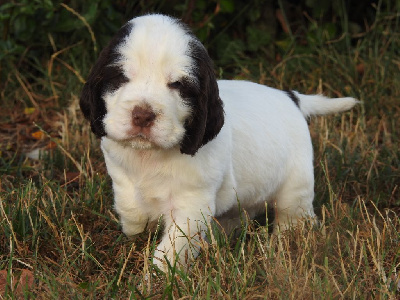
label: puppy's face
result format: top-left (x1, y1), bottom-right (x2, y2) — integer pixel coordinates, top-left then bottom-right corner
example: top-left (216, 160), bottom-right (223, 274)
top-left (80, 15), bottom-right (224, 155)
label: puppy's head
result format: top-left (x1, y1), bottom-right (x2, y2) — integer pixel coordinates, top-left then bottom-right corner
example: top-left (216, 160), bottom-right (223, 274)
top-left (80, 14), bottom-right (224, 155)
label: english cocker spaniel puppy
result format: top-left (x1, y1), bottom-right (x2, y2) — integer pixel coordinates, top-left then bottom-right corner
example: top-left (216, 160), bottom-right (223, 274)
top-left (80, 14), bottom-right (358, 270)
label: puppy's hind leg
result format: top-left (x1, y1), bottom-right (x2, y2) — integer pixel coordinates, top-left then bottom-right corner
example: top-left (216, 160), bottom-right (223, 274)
top-left (272, 168), bottom-right (317, 234)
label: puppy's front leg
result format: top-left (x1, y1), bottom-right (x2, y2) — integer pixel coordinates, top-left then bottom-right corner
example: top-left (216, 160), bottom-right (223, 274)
top-left (113, 183), bottom-right (149, 237)
top-left (152, 194), bottom-right (215, 271)
top-left (102, 146), bottom-right (149, 237)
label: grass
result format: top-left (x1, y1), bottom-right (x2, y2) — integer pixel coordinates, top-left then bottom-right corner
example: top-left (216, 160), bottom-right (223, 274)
top-left (1, 5), bottom-right (399, 299)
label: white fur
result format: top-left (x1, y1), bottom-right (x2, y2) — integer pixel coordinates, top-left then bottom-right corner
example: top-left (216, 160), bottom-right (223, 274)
top-left (95, 15), bottom-right (358, 270)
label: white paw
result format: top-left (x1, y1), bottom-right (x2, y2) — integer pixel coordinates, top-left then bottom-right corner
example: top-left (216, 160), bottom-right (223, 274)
top-left (273, 215), bottom-right (319, 235)
top-left (152, 248), bottom-right (168, 272)
top-left (121, 221), bottom-right (146, 237)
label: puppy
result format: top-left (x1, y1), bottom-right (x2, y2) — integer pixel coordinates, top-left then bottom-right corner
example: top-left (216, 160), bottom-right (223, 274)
top-left (80, 14), bottom-right (358, 269)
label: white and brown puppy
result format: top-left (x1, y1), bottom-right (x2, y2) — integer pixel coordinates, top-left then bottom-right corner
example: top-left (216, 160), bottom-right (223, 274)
top-left (80, 14), bottom-right (357, 269)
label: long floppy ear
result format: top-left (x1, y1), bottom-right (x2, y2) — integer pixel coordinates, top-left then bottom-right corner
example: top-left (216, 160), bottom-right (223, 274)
top-left (179, 40), bottom-right (225, 155)
top-left (80, 22), bottom-right (132, 138)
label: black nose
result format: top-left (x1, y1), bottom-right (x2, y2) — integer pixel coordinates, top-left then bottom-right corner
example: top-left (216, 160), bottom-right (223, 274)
top-left (132, 106), bottom-right (156, 127)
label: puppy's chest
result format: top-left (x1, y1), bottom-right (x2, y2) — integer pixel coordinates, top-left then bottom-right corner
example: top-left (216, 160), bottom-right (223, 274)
top-left (128, 157), bottom-right (201, 204)
top-left (135, 171), bottom-right (175, 201)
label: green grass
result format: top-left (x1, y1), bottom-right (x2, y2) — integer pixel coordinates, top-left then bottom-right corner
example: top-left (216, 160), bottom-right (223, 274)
top-left (1, 5), bottom-right (399, 299)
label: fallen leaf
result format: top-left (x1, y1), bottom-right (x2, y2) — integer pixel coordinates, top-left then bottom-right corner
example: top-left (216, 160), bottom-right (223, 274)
top-left (46, 141), bottom-right (57, 149)
top-left (0, 270), bottom-right (8, 295)
top-left (356, 63), bottom-right (364, 74)
top-left (15, 269), bottom-right (34, 295)
top-left (25, 148), bottom-right (45, 160)
top-left (65, 172), bottom-right (81, 182)
top-left (31, 131), bottom-right (45, 140)
top-left (24, 107), bottom-right (36, 115)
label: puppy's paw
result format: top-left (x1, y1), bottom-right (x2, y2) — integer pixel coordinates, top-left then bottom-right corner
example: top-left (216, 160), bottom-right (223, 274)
top-left (272, 215), bottom-right (319, 235)
top-left (152, 248), bottom-right (168, 273)
top-left (121, 221), bottom-right (147, 237)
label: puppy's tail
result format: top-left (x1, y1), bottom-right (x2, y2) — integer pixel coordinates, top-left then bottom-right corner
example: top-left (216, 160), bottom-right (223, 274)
top-left (295, 92), bottom-right (359, 118)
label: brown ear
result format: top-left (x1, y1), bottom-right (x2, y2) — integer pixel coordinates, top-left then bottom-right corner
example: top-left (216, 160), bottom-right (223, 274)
top-left (179, 40), bottom-right (224, 156)
top-left (79, 22), bottom-right (132, 138)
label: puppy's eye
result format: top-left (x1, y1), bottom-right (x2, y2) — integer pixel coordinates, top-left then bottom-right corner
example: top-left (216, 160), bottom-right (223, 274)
top-left (168, 81), bottom-right (182, 89)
